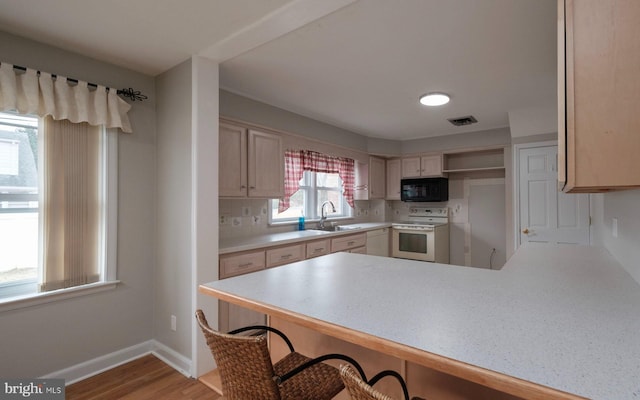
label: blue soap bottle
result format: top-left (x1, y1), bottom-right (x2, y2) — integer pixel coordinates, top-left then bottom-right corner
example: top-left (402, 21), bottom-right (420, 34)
top-left (298, 212), bottom-right (305, 231)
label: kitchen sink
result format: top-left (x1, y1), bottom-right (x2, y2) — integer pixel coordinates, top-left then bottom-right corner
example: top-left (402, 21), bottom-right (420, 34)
top-left (309, 225), bottom-right (360, 232)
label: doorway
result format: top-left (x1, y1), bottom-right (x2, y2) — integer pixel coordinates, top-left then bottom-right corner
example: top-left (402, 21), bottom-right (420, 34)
top-left (515, 142), bottom-right (590, 247)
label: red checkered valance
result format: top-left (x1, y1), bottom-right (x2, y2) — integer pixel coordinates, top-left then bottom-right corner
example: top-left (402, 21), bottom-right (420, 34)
top-left (279, 150), bottom-right (355, 213)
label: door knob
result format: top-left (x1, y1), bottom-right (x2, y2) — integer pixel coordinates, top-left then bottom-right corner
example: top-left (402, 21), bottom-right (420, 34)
top-left (522, 228), bottom-right (530, 234)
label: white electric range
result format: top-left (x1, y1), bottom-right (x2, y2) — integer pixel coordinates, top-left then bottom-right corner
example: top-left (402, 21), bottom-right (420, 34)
top-left (391, 207), bottom-right (449, 263)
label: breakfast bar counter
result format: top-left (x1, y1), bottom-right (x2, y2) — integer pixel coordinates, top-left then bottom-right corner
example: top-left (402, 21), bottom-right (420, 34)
top-left (199, 244), bottom-right (640, 399)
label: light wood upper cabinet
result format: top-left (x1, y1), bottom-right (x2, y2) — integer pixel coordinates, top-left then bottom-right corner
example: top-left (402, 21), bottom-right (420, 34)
top-left (402, 154), bottom-right (443, 178)
top-left (559, 0), bottom-right (640, 192)
top-left (219, 123), bottom-right (247, 197)
top-left (219, 122), bottom-right (284, 198)
top-left (355, 157), bottom-right (385, 200)
top-left (354, 161), bottom-right (369, 201)
top-left (386, 158), bottom-right (401, 200)
top-left (369, 156), bottom-right (386, 199)
top-left (247, 129), bottom-right (284, 198)
top-left (401, 156), bottom-right (421, 178)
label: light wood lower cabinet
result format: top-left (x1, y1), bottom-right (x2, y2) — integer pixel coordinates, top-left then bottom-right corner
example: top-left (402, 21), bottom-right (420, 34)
top-left (306, 239), bottom-right (330, 259)
top-left (348, 246), bottom-right (367, 254)
top-left (266, 244), bottom-right (305, 268)
top-left (219, 231), bottom-right (372, 333)
top-left (331, 232), bottom-right (367, 253)
top-left (219, 249), bottom-right (265, 279)
top-left (218, 250), bottom-right (267, 332)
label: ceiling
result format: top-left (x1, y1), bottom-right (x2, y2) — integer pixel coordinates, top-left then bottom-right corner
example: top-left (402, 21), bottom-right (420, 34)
top-left (0, 0), bottom-right (557, 141)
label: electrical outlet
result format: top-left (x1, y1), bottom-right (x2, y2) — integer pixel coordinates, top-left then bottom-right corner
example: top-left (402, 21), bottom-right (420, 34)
top-left (220, 215), bottom-right (228, 225)
top-left (261, 207), bottom-right (267, 215)
top-left (171, 315), bottom-right (177, 331)
top-left (374, 209), bottom-right (379, 216)
top-left (232, 217), bottom-right (242, 227)
top-left (356, 209), bottom-right (362, 217)
top-left (242, 207), bottom-right (250, 216)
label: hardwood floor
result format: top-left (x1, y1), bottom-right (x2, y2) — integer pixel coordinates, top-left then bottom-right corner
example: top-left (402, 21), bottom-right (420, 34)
top-left (66, 355), bottom-right (220, 400)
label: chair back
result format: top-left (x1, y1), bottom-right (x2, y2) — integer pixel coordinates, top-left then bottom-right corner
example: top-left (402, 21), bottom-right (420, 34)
top-left (195, 309), bottom-right (281, 400)
top-left (340, 364), bottom-right (395, 400)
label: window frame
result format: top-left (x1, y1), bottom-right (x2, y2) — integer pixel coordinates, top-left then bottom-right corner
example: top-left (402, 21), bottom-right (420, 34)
top-left (0, 114), bottom-right (119, 312)
top-left (269, 170), bottom-right (353, 225)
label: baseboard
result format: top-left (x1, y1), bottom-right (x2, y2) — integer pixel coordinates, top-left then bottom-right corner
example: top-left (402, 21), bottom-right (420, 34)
top-left (150, 340), bottom-right (192, 378)
top-left (41, 340), bottom-right (193, 385)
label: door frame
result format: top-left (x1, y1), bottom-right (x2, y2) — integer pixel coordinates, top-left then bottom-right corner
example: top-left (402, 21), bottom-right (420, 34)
top-left (513, 140), bottom-right (586, 251)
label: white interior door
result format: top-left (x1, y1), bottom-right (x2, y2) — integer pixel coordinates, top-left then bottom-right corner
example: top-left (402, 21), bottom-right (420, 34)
top-left (519, 146), bottom-right (589, 245)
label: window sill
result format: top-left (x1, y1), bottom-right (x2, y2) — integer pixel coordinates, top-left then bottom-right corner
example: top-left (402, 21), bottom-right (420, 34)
top-left (0, 280), bottom-right (120, 313)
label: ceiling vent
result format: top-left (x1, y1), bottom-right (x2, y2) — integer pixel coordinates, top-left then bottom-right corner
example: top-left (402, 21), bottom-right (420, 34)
top-left (447, 115), bottom-right (478, 126)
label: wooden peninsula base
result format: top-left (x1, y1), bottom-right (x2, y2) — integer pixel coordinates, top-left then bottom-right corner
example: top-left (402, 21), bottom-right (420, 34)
top-left (268, 317), bottom-right (521, 400)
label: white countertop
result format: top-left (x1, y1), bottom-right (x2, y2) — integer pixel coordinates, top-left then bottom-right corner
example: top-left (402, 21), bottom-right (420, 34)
top-left (201, 243), bottom-right (640, 399)
top-left (219, 222), bottom-right (391, 254)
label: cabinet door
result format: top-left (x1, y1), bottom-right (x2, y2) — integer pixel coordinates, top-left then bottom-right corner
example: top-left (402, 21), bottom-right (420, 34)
top-left (420, 155), bottom-right (443, 177)
top-left (561, 0), bottom-right (640, 192)
top-left (247, 129), bottom-right (284, 198)
top-left (386, 159), bottom-right (401, 200)
top-left (401, 157), bottom-right (421, 178)
top-left (369, 157), bottom-right (386, 199)
top-left (366, 228), bottom-right (390, 257)
top-left (354, 161), bottom-right (369, 200)
top-left (219, 123), bottom-right (247, 197)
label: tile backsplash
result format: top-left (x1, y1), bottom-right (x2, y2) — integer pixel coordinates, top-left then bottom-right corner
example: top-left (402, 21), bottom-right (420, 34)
top-left (219, 198), bottom-right (386, 239)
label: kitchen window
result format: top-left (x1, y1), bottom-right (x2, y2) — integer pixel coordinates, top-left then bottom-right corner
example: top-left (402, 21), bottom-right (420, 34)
top-left (0, 111), bottom-right (118, 308)
top-left (270, 170), bottom-right (353, 223)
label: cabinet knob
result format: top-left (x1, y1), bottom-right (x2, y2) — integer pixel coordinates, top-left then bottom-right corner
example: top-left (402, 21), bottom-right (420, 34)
top-left (522, 228), bottom-right (530, 235)
top-left (249, 186), bottom-right (256, 189)
top-left (241, 185), bottom-right (247, 189)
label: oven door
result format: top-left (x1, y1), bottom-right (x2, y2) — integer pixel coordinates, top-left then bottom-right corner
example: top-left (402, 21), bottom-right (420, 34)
top-left (391, 227), bottom-right (435, 262)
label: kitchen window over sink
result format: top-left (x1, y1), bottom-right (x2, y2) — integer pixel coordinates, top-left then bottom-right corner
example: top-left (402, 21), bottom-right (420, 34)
top-left (270, 171), bottom-right (352, 223)
top-left (269, 150), bottom-right (355, 224)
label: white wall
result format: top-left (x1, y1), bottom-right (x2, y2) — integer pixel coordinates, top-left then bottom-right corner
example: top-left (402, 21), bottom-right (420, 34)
top-left (220, 89), bottom-right (369, 153)
top-left (0, 31), bottom-right (157, 377)
top-left (594, 189), bottom-right (640, 284)
top-left (155, 60), bottom-right (193, 360)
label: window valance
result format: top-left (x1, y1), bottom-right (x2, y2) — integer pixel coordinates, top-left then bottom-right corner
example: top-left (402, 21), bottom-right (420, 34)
top-left (0, 62), bottom-right (132, 132)
top-left (280, 149), bottom-right (355, 213)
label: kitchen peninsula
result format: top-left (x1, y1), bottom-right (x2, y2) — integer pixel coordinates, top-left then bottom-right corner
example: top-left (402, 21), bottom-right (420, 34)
top-left (200, 244), bottom-right (640, 399)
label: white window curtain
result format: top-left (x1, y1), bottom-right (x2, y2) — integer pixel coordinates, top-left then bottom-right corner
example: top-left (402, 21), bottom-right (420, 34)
top-left (0, 62), bottom-right (132, 132)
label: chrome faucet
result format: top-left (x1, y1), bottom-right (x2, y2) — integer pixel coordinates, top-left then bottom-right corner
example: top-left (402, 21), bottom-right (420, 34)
top-left (318, 201), bottom-right (336, 229)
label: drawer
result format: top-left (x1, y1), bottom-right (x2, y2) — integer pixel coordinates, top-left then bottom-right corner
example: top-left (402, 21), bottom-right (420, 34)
top-left (306, 239), bottom-right (330, 259)
top-left (349, 246), bottom-right (367, 254)
top-left (266, 244), bottom-right (305, 268)
top-left (331, 232), bottom-right (367, 253)
top-left (219, 250), bottom-right (265, 279)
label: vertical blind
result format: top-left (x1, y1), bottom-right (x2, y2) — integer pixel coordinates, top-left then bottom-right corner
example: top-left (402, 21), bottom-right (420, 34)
top-left (40, 117), bottom-right (101, 291)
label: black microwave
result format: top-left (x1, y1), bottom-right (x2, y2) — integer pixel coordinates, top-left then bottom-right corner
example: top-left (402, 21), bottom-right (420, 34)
top-left (400, 178), bottom-right (448, 202)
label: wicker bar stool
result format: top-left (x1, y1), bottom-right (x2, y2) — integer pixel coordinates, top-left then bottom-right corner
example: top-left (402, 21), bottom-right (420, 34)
top-left (340, 364), bottom-right (426, 400)
top-left (195, 309), bottom-right (366, 400)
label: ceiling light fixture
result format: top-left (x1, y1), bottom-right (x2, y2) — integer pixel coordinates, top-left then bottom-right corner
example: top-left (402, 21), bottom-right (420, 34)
top-left (419, 92), bottom-right (450, 106)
